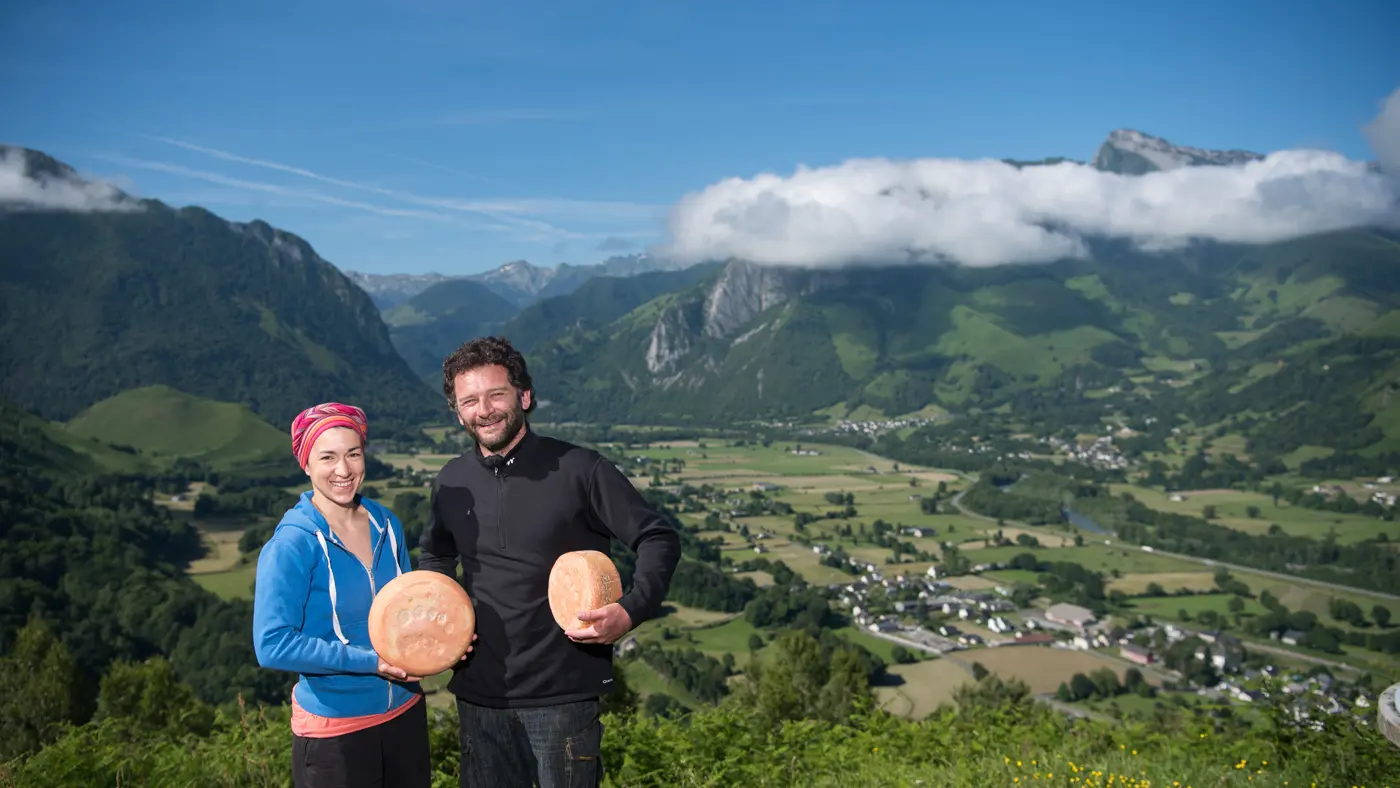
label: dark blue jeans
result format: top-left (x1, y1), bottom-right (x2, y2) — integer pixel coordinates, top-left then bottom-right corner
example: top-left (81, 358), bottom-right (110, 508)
top-left (456, 698), bottom-right (603, 788)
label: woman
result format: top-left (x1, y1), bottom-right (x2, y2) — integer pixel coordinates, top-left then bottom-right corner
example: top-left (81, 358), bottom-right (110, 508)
top-left (252, 402), bottom-right (435, 787)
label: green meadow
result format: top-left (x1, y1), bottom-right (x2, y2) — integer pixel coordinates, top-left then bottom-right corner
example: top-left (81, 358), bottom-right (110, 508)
top-left (64, 384), bottom-right (288, 468)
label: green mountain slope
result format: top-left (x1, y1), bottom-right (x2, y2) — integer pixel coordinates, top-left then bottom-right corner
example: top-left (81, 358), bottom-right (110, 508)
top-left (0, 146), bottom-right (438, 430)
top-left (384, 279), bottom-right (520, 379)
top-left (526, 231), bottom-right (1400, 456)
top-left (64, 385), bottom-right (291, 468)
top-left (379, 263), bottom-right (726, 379)
top-left (0, 401), bottom-right (149, 475)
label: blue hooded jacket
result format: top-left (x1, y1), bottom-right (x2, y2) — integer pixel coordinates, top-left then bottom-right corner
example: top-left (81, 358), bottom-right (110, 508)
top-left (252, 491), bottom-right (422, 718)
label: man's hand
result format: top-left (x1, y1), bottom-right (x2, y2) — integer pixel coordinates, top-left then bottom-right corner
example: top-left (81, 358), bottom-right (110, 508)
top-left (563, 603), bottom-right (633, 645)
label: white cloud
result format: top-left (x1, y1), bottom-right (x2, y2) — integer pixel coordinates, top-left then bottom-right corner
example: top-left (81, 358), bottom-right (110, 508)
top-left (0, 148), bottom-right (140, 212)
top-left (661, 93), bottom-right (1400, 268)
top-left (1363, 87), bottom-right (1400, 178)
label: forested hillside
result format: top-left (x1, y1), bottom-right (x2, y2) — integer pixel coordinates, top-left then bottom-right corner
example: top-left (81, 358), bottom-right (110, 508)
top-left (0, 407), bottom-right (292, 764)
top-left (0, 146), bottom-right (438, 432)
top-left (383, 278), bottom-right (520, 380)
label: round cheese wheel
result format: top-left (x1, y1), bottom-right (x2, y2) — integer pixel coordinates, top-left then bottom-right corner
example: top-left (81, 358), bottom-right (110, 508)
top-left (547, 550), bottom-right (623, 632)
top-left (368, 570), bottom-right (476, 677)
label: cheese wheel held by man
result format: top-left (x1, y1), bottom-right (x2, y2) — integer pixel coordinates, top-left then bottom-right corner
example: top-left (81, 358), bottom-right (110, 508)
top-left (548, 550), bottom-right (623, 632)
top-left (368, 570), bottom-right (476, 677)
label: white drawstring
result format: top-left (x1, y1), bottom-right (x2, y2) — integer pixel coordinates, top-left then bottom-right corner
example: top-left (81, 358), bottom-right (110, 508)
top-left (366, 510), bottom-right (402, 579)
top-left (313, 509), bottom-right (401, 649)
top-left (314, 530), bottom-right (350, 645)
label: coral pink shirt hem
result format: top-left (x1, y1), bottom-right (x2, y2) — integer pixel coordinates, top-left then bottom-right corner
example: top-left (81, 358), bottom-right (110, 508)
top-left (291, 691), bottom-right (423, 738)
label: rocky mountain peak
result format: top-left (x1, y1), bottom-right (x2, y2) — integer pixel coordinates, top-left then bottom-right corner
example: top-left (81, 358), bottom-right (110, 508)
top-left (1093, 129), bottom-right (1265, 174)
top-left (701, 260), bottom-right (815, 339)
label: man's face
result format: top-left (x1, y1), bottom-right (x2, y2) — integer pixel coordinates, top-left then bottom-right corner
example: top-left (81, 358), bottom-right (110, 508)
top-left (452, 364), bottom-right (532, 453)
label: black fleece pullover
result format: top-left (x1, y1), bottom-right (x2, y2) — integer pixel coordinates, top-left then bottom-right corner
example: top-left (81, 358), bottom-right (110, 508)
top-left (417, 427), bottom-right (681, 708)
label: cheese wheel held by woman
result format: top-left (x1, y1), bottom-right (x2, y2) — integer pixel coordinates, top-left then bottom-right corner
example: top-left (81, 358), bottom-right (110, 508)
top-left (547, 550), bottom-right (623, 632)
top-left (368, 570), bottom-right (476, 677)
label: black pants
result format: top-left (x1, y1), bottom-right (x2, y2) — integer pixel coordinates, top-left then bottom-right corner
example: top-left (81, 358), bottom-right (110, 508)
top-left (457, 697), bottom-right (603, 788)
top-left (292, 697), bottom-right (432, 788)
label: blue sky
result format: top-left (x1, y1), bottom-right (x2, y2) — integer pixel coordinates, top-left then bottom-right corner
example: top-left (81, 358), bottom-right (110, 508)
top-left (3, 0), bottom-right (1397, 275)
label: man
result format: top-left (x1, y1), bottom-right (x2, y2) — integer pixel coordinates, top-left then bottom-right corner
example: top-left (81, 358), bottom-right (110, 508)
top-left (418, 335), bottom-right (681, 788)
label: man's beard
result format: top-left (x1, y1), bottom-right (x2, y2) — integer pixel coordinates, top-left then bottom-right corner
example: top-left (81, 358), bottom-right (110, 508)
top-left (468, 404), bottom-right (525, 453)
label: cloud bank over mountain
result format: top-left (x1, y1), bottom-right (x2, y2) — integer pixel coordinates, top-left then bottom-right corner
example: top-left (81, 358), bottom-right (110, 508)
top-left (1364, 87), bottom-right (1400, 178)
top-left (0, 148), bottom-right (139, 213)
top-left (660, 88), bottom-right (1400, 269)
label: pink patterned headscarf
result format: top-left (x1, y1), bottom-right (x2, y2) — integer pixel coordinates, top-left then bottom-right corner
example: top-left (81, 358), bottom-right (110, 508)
top-left (290, 403), bottom-right (368, 470)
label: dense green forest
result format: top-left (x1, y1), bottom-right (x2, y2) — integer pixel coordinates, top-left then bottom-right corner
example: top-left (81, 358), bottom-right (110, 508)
top-left (0, 418), bottom-right (294, 764)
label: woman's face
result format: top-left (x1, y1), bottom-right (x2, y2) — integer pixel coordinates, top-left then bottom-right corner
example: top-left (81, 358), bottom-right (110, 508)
top-left (305, 426), bottom-right (365, 506)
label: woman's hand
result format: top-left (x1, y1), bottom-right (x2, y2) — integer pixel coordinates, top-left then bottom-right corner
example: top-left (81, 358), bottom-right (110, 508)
top-left (376, 659), bottom-right (423, 683)
top-left (378, 634), bottom-right (477, 680)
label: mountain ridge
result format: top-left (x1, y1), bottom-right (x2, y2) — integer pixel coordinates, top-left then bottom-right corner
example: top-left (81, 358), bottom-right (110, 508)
top-left (523, 227), bottom-right (1400, 460)
top-left (345, 252), bottom-right (692, 309)
top-left (0, 145), bottom-right (439, 431)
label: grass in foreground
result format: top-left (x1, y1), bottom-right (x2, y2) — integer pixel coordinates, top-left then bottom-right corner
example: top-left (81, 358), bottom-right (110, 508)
top-left (7, 684), bottom-right (1396, 788)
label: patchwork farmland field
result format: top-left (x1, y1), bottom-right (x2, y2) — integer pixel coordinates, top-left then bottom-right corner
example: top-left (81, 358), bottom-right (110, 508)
top-left (1108, 484), bottom-right (1398, 544)
top-left (875, 659), bottom-right (974, 719)
top-left (186, 523), bottom-right (246, 575)
top-left (1106, 572), bottom-right (1219, 595)
top-left (192, 559), bottom-right (257, 600)
top-left (957, 647), bottom-right (1151, 695)
top-left (376, 452), bottom-right (454, 471)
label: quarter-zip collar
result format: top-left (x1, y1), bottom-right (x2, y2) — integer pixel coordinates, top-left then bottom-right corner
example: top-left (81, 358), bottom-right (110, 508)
top-left (475, 423), bottom-right (538, 473)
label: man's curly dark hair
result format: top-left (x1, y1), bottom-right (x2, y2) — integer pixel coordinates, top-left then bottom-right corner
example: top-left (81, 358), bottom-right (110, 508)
top-left (441, 336), bottom-right (536, 414)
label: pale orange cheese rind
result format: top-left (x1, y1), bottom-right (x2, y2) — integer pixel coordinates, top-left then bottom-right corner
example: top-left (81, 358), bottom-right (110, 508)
top-left (368, 570), bottom-right (476, 677)
top-left (548, 550), bottom-right (623, 632)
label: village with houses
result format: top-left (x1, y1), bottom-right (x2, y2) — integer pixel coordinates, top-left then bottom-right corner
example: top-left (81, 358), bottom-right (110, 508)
top-left (504, 433), bottom-right (1400, 731)
top-left (812, 559), bottom-right (1380, 721)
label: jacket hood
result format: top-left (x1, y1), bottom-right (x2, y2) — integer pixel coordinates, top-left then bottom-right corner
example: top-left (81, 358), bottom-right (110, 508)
top-left (277, 491), bottom-right (390, 537)
top-left (277, 492), bottom-right (332, 538)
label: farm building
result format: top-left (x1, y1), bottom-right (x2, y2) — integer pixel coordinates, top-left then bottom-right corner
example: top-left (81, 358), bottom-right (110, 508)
top-left (1046, 603), bottom-right (1097, 629)
top-left (1120, 644), bottom-right (1155, 665)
